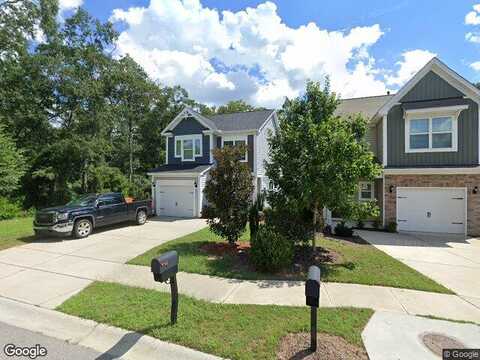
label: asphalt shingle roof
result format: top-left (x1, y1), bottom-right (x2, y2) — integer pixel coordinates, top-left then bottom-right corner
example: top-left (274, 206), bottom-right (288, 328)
top-left (206, 109), bottom-right (275, 131)
top-left (335, 94), bottom-right (394, 121)
top-left (149, 164), bottom-right (211, 174)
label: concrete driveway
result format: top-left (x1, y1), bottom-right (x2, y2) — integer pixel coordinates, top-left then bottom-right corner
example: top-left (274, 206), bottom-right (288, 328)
top-left (0, 217), bottom-right (206, 309)
top-left (357, 230), bottom-right (480, 308)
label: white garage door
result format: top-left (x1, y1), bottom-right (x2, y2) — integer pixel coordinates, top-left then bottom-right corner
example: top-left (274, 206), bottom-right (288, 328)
top-left (397, 187), bottom-right (466, 234)
top-left (156, 184), bottom-right (194, 218)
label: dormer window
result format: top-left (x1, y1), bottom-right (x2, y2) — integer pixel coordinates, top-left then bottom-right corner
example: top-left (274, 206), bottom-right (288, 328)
top-left (404, 105), bottom-right (467, 153)
top-left (174, 135), bottom-right (202, 161)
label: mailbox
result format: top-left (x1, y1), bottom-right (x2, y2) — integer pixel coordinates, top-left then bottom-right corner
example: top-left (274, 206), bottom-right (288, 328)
top-left (305, 265), bottom-right (321, 308)
top-left (151, 251), bottom-right (178, 283)
top-left (151, 250), bottom-right (179, 325)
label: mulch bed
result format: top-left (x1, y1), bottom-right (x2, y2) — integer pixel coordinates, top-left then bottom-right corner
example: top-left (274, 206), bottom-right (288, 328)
top-left (199, 240), bottom-right (344, 277)
top-left (277, 333), bottom-right (368, 360)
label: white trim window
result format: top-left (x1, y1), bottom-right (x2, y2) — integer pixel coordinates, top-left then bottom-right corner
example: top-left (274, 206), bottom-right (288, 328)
top-left (404, 106), bottom-right (466, 153)
top-left (222, 136), bottom-right (248, 162)
top-left (359, 181), bottom-right (374, 201)
top-left (174, 135), bottom-right (202, 161)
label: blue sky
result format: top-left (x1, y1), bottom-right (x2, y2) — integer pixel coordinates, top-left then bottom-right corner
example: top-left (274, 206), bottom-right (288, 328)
top-left (70, 0), bottom-right (480, 107)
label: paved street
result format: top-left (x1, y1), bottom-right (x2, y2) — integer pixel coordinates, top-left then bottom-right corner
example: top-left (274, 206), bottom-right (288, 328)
top-left (0, 321), bottom-right (102, 360)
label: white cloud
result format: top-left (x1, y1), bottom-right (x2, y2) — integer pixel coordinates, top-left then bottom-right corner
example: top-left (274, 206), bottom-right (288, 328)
top-left (385, 49), bottom-right (436, 86)
top-left (109, 0), bottom-right (432, 107)
top-left (471, 61), bottom-right (480, 71)
top-left (58, 0), bottom-right (83, 18)
top-left (466, 32), bottom-right (480, 43)
top-left (466, 4), bottom-right (480, 25)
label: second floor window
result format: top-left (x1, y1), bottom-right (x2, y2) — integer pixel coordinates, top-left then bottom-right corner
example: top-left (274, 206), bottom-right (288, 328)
top-left (223, 138), bottom-right (247, 161)
top-left (175, 135), bottom-right (202, 161)
top-left (406, 115), bottom-right (456, 153)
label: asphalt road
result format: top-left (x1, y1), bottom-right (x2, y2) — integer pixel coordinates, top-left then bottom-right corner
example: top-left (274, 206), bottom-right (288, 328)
top-left (0, 321), bottom-right (108, 360)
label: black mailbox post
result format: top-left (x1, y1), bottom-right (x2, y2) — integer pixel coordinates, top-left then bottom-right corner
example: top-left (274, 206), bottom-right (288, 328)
top-left (151, 251), bottom-right (179, 325)
top-left (305, 265), bottom-right (321, 352)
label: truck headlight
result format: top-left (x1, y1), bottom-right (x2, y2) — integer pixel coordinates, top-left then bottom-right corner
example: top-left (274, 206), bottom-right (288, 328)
top-left (57, 212), bottom-right (68, 221)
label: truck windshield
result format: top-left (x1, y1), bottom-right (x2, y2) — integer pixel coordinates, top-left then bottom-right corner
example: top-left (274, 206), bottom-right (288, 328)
top-left (67, 195), bottom-right (97, 206)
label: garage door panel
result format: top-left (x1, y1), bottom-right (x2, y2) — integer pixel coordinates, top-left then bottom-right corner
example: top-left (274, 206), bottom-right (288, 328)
top-left (156, 183), bottom-right (195, 218)
top-left (397, 188), bottom-right (465, 234)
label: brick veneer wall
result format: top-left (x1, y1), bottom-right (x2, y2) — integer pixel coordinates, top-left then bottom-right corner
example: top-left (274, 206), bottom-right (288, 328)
top-left (384, 174), bottom-right (480, 236)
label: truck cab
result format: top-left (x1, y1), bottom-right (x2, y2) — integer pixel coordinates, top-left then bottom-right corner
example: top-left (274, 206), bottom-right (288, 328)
top-left (34, 192), bottom-right (152, 238)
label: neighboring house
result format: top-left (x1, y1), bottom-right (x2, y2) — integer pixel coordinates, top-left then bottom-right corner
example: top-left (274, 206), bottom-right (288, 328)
top-left (332, 57), bottom-right (480, 236)
top-left (148, 108), bottom-right (278, 218)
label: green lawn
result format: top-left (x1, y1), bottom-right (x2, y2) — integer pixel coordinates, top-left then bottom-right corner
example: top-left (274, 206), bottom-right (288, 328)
top-left (58, 281), bottom-right (373, 360)
top-left (0, 217), bottom-right (35, 251)
top-left (129, 227), bottom-right (452, 294)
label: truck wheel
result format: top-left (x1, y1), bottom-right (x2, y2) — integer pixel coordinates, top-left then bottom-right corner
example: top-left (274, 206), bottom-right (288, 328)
top-left (136, 210), bottom-right (147, 225)
top-left (73, 219), bottom-right (92, 238)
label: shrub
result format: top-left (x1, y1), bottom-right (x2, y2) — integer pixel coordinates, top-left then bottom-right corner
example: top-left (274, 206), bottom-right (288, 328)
top-left (248, 191), bottom-right (265, 240)
top-left (0, 197), bottom-right (23, 220)
top-left (250, 225), bottom-right (294, 272)
top-left (334, 221), bottom-right (354, 237)
top-left (204, 146), bottom-right (254, 244)
top-left (264, 206), bottom-right (313, 245)
top-left (386, 221), bottom-right (397, 233)
top-left (372, 217), bottom-right (381, 229)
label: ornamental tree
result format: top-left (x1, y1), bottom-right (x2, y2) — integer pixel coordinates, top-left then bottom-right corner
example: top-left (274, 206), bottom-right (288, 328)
top-left (204, 145), bottom-right (254, 244)
top-left (266, 80), bottom-right (381, 251)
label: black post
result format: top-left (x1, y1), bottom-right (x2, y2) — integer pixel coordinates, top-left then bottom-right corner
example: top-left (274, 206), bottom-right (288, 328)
top-left (170, 275), bottom-right (178, 325)
top-left (310, 306), bottom-right (317, 352)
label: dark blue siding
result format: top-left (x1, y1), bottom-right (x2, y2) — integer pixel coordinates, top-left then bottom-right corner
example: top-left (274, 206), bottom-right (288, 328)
top-left (167, 117), bottom-right (210, 165)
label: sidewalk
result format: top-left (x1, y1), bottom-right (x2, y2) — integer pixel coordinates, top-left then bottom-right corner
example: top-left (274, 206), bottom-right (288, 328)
top-left (0, 296), bottom-right (221, 360)
top-left (102, 264), bottom-right (480, 323)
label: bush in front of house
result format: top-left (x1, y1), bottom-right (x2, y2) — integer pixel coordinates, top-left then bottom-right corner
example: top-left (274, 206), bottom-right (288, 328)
top-left (264, 191), bottom-right (314, 245)
top-left (386, 221), bottom-right (397, 233)
top-left (334, 221), bottom-right (354, 237)
top-left (250, 225), bottom-right (294, 272)
top-left (204, 146), bottom-right (254, 244)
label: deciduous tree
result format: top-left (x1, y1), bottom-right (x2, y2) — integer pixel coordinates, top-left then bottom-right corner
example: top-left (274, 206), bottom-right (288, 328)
top-left (266, 80), bottom-right (381, 251)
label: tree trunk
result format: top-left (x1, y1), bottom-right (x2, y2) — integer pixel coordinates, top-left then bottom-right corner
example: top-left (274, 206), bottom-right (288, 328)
top-left (312, 204), bottom-right (325, 253)
top-left (312, 205), bottom-right (318, 253)
top-left (128, 120), bottom-right (133, 185)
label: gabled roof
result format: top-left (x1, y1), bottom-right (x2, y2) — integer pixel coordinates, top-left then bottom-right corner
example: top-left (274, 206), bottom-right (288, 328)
top-left (378, 57), bottom-right (480, 117)
top-left (162, 107), bottom-right (275, 135)
top-left (208, 109), bottom-right (275, 132)
top-left (335, 94), bottom-right (394, 121)
top-left (161, 107), bottom-right (218, 135)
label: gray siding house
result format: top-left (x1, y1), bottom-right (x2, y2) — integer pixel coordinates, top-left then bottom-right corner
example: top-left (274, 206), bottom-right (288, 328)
top-left (148, 108), bottom-right (278, 218)
top-left (332, 58), bottom-right (480, 236)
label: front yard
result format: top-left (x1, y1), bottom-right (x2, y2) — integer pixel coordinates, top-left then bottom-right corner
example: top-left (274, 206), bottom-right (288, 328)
top-left (129, 226), bottom-right (452, 294)
top-left (58, 281), bottom-right (373, 360)
top-left (0, 217), bottom-right (35, 251)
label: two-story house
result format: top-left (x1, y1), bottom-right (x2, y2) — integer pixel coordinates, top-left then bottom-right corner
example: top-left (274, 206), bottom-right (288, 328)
top-left (334, 57), bottom-right (480, 236)
top-left (148, 108), bottom-right (278, 218)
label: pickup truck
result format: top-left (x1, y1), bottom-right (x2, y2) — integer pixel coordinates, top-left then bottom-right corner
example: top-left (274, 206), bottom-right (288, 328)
top-left (34, 192), bottom-right (152, 238)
